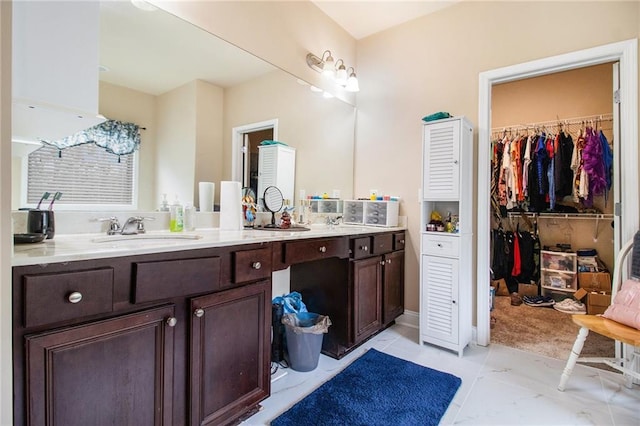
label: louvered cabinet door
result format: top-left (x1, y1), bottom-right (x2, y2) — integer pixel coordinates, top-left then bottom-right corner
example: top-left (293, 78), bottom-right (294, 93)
top-left (421, 255), bottom-right (459, 346)
top-left (422, 119), bottom-right (460, 200)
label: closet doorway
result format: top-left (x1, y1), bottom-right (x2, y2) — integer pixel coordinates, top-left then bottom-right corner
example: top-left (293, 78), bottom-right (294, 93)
top-left (477, 39), bottom-right (639, 349)
top-left (488, 64), bottom-right (615, 359)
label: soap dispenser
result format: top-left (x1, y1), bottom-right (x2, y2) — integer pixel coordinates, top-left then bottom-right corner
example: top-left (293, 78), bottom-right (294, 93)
top-left (169, 195), bottom-right (184, 232)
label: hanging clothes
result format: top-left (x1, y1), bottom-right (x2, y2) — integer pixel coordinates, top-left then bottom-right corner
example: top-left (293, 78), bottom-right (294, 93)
top-left (582, 126), bottom-right (607, 205)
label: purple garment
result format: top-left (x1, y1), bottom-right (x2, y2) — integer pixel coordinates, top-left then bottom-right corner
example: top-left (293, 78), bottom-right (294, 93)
top-left (535, 134), bottom-right (548, 195)
top-left (582, 127), bottom-right (606, 199)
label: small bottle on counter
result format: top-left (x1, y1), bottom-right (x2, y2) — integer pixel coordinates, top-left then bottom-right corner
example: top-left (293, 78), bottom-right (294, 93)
top-left (169, 195), bottom-right (184, 232)
top-left (184, 203), bottom-right (196, 231)
top-left (159, 193), bottom-right (170, 212)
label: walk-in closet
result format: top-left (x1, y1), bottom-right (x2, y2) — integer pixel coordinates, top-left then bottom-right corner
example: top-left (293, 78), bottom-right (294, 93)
top-left (489, 63), bottom-right (616, 360)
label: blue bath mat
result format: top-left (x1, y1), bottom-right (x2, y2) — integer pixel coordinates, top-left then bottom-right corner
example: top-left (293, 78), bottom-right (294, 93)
top-left (271, 348), bottom-right (461, 425)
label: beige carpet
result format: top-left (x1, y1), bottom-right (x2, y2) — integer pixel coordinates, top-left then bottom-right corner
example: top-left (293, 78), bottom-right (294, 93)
top-left (491, 295), bottom-right (614, 361)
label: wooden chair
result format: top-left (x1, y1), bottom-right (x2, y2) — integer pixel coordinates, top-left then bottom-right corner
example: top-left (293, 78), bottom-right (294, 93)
top-left (558, 238), bottom-right (640, 391)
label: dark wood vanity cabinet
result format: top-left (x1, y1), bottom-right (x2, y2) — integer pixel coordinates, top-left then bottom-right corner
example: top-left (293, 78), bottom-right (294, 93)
top-left (382, 232), bottom-right (405, 326)
top-left (290, 232), bottom-right (404, 359)
top-left (352, 255), bottom-right (382, 344)
top-left (13, 243), bottom-right (272, 426)
top-left (190, 280), bottom-right (271, 426)
top-left (25, 305), bottom-right (176, 426)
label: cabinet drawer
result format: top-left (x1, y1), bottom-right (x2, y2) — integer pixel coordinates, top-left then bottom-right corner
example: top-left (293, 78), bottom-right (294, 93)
top-left (343, 201), bottom-right (364, 224)
top-left (393, 232), bottom-right (406, 251)
top-left (541, 251), bottom-right (577, 273)
top-left (421, 234), bottom-right (459, 257)
top-left (284, 237), bottom-right (348, 265)
top-left (23, 267), bottom-right (114, 328)
top-left (233, 247), bottom-right (272, 283)
top-left (133, 256), bottom-right (221, 303)
top-left (351, 237), bottom-right (372, 260)
top-left (371, 234), bottom-right (393, 254)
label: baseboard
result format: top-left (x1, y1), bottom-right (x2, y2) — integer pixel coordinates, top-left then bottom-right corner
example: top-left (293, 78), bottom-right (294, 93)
top-left (395, 310), bottom-right (419, 328)
top-left (395, 310), bottom-right (481, 347)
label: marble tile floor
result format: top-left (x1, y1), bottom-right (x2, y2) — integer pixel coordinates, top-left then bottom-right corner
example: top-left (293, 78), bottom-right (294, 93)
top-left (243, 324), bottom-right (640, 425)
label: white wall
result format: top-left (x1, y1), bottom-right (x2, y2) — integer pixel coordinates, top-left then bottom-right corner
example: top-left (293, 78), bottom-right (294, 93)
top-left (223, 70), bottom-right (356, 201)
top-left (194, 80), bottom-right (224, 206)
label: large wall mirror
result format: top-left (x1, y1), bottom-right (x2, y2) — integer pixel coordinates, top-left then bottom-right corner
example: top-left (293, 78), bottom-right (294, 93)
top-left (11, 1), bottom-right (355, 211)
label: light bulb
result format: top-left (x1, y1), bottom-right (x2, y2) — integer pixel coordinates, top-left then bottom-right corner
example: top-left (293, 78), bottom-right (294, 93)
top-left (345, 72), bottom-right (360, 92)
top-left (322, 52), bottom-right (335, 78)
top-left (335, 61), bottom-right (348, 86)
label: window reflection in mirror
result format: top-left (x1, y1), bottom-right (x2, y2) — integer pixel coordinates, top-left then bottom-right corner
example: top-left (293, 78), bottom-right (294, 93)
top-left (12, 1), bottom-right (355, 211)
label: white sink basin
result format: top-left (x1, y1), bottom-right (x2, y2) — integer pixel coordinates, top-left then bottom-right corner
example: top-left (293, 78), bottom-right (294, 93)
top-left (92, 233), bottom-right (203, 243)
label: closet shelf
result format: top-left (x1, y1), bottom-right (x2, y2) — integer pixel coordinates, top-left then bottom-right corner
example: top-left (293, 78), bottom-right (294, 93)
top-left (506, 212), bottom-right (613, 220)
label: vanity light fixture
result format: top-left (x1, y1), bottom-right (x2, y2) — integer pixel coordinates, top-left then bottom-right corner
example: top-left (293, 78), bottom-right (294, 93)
top-left (306, 51), bottom-right (360, 93)
top-left (335, 59), bottom-right (348, 86)
top-left (345, 67), bottom-right (360, 93)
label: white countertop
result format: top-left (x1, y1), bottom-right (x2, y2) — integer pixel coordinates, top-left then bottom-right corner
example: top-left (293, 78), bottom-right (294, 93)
top-left (12, 225), bottom-right (405, 266)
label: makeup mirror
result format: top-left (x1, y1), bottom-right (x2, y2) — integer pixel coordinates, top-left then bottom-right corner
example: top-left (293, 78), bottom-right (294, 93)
top-left (263, 186), bottom-right (283, 228)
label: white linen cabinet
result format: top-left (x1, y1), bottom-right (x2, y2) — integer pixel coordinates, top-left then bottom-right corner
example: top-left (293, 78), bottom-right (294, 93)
top-left (257, 144), bottom-right (296, 204)
top-left (419, 116), bottom-right (474, 356)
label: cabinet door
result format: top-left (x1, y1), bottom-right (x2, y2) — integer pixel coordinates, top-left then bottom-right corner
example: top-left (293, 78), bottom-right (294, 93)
top-left (423, 119), bottom-right (460, 200)
top-left (25, 305), bottom-right (176, 426)
top-left (352, 256), bottom-right (382, 344)
top-left (190, 280), bottom-right (271, 426)
top-left (421, 255), bottom-right (459, 345)
top-left (383, 250), bottom-right (404, 326)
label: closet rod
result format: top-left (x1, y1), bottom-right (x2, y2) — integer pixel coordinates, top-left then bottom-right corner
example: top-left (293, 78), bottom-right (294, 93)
top-left (506, 212), bottom-right (614, 220)
top-left (491, 112), bottom-right (613, 133)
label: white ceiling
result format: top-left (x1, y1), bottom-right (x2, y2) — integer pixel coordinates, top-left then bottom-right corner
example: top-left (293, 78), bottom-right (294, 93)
top-left (312, 0), bottom-right (459, 40)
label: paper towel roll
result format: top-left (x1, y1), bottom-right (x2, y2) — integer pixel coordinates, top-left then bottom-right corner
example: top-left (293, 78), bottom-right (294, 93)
top-left (219, 181), bottom-right (243, 230)
top-left (199, 182), bottom-right (215, 212)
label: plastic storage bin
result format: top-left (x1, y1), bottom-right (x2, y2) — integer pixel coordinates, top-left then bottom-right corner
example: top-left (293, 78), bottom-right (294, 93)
top-left (282, 312), bottom-right (331, 372)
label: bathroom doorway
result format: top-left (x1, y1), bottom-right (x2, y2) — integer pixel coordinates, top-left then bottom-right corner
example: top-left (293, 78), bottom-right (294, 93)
top-left (231, 119), bottom-right (278, 198)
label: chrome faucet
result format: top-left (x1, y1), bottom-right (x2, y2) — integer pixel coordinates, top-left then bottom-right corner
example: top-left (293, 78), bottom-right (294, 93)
top-left (326, 215), bottom-right (343, 228)
top-left (97, 216), bottom-right (154, 235)
top-left (120, 216), bottom-right (154, 235)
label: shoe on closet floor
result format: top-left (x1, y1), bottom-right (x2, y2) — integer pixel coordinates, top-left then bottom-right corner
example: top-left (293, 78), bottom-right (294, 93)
top-left (522, 295), bottom-right (556, 307)
top-left (553, 298), bottom-right (586, 314)
top-left (510, 292), bottom-right (523, 306)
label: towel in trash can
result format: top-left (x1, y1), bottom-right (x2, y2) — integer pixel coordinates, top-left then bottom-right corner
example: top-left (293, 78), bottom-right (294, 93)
top-left (272, 292), bottom-right (308, 314)
top-left (282, 312), bottom-right (331, 334)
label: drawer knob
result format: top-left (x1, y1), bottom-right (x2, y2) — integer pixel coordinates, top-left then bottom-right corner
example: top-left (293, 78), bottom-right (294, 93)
top-left (400, 239), bottom-right (405, 244)
top-left (437, 243), bottom-right (443, 248)
top-left (252, 261), bottom-right (262, 270)
top-left (319, 246), bottom-right (327, 253)
top-left (360, 245), bottom-right (368, 252)
top-left (380, 260), bottom-right (386, 266)
top-left (67, 292), bottom-right (83, 304)
top-left (166, 317), bottom-right (178, 327)
top-left (194, 308), bottom-right (205, 318)
top-left (387, 259), bottom-right (392, 264)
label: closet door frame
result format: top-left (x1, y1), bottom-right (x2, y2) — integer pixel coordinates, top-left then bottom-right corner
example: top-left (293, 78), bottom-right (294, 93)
top-left (477, 39), bottom-right (638, 347)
